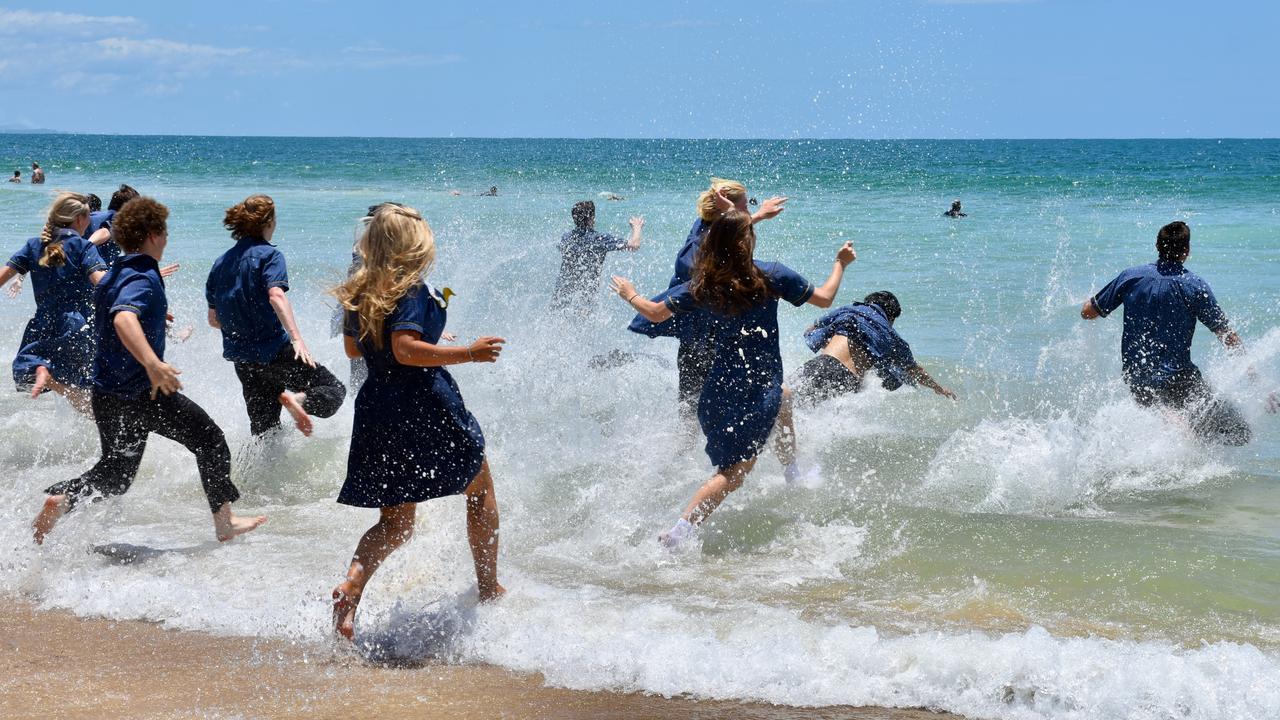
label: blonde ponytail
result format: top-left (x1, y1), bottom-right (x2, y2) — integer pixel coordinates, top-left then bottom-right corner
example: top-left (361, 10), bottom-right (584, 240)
top-left (38, 192), bottom-right (92, 268)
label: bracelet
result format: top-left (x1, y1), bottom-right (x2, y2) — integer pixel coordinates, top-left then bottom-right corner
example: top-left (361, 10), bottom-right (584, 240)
top-left (467, 347), bottom-right (474, 362)
top-left (627, 293), bottom-right (639, 305)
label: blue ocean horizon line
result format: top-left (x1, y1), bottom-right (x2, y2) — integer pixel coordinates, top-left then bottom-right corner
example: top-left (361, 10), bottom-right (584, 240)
top-left (1, 132), bottom-right (1277, 143)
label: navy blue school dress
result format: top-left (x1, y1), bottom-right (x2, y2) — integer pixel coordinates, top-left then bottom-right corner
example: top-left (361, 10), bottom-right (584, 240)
top-left (664, 262), bottom-right (812, 469)
top-left (339, 283), bottom-right (485, 508)
top-left (6, 230), bottom-right (106, 390)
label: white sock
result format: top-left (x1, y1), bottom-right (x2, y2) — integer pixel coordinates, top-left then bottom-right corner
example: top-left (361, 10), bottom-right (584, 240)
top-left (659, 518), bottom-right (696, 548)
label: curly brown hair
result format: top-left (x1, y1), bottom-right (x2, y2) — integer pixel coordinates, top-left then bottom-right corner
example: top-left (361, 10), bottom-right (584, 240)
top-left (690, 210), bottom-right (769, 316)
top-left (112, 197), bottom-right (169, 253)
top-left (223, 194), bottom-right (276, 240)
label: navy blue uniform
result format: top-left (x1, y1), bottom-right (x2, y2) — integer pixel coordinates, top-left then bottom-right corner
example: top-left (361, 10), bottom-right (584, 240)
top-left (46, 254), bottom-right (242, 513)
top-left (663, 262), bottom-right (812, 469)
top-left (552, 228), bottom-right (627, 313)
top-left (86, 210), bottom-right (120, 265)
top-left (339, 283), bottom-right (484, 507)
top-left (6, 230), bottom-right (105, 390)
top-left (792, 302), bottom-right (919, 406)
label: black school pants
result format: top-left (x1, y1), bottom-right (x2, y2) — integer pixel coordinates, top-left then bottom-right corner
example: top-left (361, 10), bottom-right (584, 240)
top-left (233, 344), bottom-right (346, 435)
top-left (1128, 368), bottom-right (1251, 446)
top-left (46, 389), bottom-right (240, 513)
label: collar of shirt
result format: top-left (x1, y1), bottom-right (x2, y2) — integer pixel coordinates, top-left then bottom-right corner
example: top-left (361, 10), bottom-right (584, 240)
top-left (1155, 259), bottom-right (1186, 274)
top-left (237, 236), bottom-right (275, 248)
top-left (117, 252), bottom-right (161, 276)
top-left (53, 227), bottom-right (82, 241)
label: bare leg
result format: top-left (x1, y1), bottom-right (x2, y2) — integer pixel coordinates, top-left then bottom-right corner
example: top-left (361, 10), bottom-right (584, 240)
top-left (332, 503), bottom-right (417, 640)
top-left (29, 366), bottom-right (51, 399)
top-left (772, 386), bottom-right (797, 467)
top-left (212, 502), bottom-right (267, 542)
top-left (464, 459), bottom-right (505, 603)
top-left (32, 495), bottom-right (69, 545)
top-left (278, 391), bottom-right (313, 437)
top-left (680, 457), bottom-right (757, 525)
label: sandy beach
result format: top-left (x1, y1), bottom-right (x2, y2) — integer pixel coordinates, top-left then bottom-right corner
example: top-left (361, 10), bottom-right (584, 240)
top-left (0, 601), bottom-right (962, 720)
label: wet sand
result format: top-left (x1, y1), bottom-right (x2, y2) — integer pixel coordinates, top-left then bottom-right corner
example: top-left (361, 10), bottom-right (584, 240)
top-left (0, 601), bottom-right (963, 720)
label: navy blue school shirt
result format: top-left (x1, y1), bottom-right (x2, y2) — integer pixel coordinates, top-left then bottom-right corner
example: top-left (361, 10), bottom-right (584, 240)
top-left (551, 228), bottom-right (627, 310)
top-left (86, 210), bottom-right (120, 265)
top-left (1091, 259), bottom-right (1230, 388)
top-left (205, 237), bottom-right (291, 364)
top-left (628, 218), bottom-right (710, 339)
top-left (93, 253), bottom-right (167, 398)
top-left (343, 283), bottom-right (448, 373)
top-left (6, 229), bottom-right (106, 319)
top-left (804, 302), bottom-right (917, 390)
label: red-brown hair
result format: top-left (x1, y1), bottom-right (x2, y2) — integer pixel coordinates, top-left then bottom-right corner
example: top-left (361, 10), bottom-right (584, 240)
top-left (690, 210), bottom-right (769, 316)
top-left (223, 194), bottom-right (276, 240)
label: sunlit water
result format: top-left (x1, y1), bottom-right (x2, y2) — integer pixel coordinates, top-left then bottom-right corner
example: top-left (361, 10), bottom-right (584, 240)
top-left (1, 137), bottom-right (1278, 720)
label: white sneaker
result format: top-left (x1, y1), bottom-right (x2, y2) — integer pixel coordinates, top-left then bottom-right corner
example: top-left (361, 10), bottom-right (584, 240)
top-left (659, 518), bottom-right (696, 548)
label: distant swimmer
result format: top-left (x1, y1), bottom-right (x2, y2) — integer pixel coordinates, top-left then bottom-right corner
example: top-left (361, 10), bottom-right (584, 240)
top-left (87, 193), bottom-right (102, 212)
top-left (449, 189), bottom-right (462, 196)
top-left (1081, 221), bottom-right (1276, 445)
top-left (943, 199), bottom-right (966, 218)
top-left (479, 185), bottom-right (498, 197)
top-left (551, 200), bottom-right (642, 314)
top-left (206, 194), bottom-right (345, 437)
top-left (600, 192), bottom-right (625, 201)
top-left (32, 196), bottom-right (267, 545)
top-left (790, 291), bottom-right (955, 408)
top-left (30, 162), bottom-right (44, 184)
top-left (8, 170), bottom-right (19, 183)
top-left (331, 203), bottom-right (506, 640)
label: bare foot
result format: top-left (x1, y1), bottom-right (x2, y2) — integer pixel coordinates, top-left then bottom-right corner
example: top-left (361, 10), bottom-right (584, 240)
top-left (213, 505), bottom-right (267, 542)
top-left (478, 582), bottom-right (507, 604)
top-left (279, 392), bottom-right (313, 437)
top-left (30, 366), bottom-right (51, 399)
top-left (33, 495), bottom-right (68, 545)
top-left (332, 584), bottom-right (361, 640)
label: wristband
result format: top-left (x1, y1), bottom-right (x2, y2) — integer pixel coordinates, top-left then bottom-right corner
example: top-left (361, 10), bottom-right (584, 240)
top-left (627, 293), bottom-right (639, 305)
top-left (467, 347), bottom-right (475, 362)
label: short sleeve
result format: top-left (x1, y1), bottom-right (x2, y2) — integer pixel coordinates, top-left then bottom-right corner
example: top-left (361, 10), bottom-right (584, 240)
top-left (342, 309), bottom-right (359, 338)
top-left (111, 276), bottom-right (154, 317)
top-left (261, 249), bottom-right (289, 290)
top-left (1188, 278), bottom-right (1230, 334)
top-left (204, 269), bottom-right (216, 309)
top-left (663, 282), bottom-right (696, 314)
top-left (764, 263), bottom-right (814, 306)
top-left (387, 285), bottom-right (428, 333)
top-left (78, 242), bottom-right (106, 276)
top-left (595, 232), bottom-right (626, 253)
top-left (6, 242), bottom-right (35, 274)
top-left (1091, 270), bottom-right (1133, 317)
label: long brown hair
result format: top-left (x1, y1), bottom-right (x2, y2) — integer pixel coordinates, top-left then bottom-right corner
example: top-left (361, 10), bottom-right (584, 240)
top-left (332, 204), bottom-right (436, 349)
top-left (690, 209), bottom-right (769, 316)
top-left (38, 192), bottom-right (92, 268)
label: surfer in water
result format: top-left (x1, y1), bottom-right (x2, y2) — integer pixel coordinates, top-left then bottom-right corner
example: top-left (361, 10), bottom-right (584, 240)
top-left (790, 291), bottom-right (956, 407)
top-left (943, 199), bottom-right (966, 218)
top-left (613, 199), bottom-right (855, 548)
top-left (1081, 220), bottom-right (1275, 444)
top-left (32, 197), bottom-right (267, 544)
top-left (331, 203), bottom-right (505, 640)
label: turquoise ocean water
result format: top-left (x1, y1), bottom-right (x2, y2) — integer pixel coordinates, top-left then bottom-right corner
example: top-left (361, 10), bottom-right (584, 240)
top-left (1, 136), bottom-right (1278, 719)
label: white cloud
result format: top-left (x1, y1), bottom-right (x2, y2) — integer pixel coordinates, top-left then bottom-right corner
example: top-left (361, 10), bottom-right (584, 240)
top-left (95, 37), bottom-right (250, 63)
top-left (0, 8), bottom-right (141, 36)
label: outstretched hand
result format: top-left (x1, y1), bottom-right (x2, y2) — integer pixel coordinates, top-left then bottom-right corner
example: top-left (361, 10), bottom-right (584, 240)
top-left (6, 276), bottom-right (23, 299)
top-left (160, 263), bottom-right (181, 278)
top-left (610, 275), bottom-right (638, 301)
top-left (629, 216), bottom-right (645, 230)
top-left (467, 336), bottom-right (505, 363)
top-left (835, 241), bottom-right (856, 267)
top-left (937, 386), bottom-right (958, 400)
top-left (753, 196), bottom-right (787, 222)
top-left (292, 339), bottom-right (316, 368)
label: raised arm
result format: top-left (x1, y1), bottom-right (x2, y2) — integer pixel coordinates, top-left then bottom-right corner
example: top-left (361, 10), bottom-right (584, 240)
top-left (114, 311), bottom-right (182, 399)
top-left (267, 286), bottom-right (314, 367)
top-left (391, 331), bottom-right (503, 367)
top-left (910, 365), bottom-right (957, 399)
top-left (1080, 298), bottom-right (1102, 320)
top-left (610, 276), bottom-right (673, 323)
top-left (0, 265), bottom-right (17, 291)
top-left (625, 216), bottom-right (644, 251)
top-left (1214, 327), bottom-right (1243, 352)
top-left (807, 241), bottom-right (856, 308)
top-left (751, 196), bottom-right (787, 224)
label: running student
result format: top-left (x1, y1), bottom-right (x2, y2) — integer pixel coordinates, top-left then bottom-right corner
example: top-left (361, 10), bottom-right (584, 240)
top-left (614, 205), bottom-right (855, 548)
top-left (1081, 220), bottom-right (1270, 445)
top-left (330, 204), bottom-right (505, 640)
top-left (791, 291), bottom-right (955, 407)
top-left (550, 200), bottom-right (642, 314)
top-left (206, 195), bottom-right (345, 437)
top-left (0, 192), bottom-right (110, 411)
top-left (629, 178), bottom-right (786, 424)
top-left (32, 197), bottom-right (267, 544)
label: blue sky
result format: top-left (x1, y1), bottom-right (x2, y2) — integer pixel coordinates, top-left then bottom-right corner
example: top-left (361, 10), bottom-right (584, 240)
top-left (0, 1), bottom-right (1274, 138)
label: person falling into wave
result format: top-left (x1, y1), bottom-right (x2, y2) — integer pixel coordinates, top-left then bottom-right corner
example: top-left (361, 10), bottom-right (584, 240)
top-left (206, 194), bottom-right (346, 437)
top-left (790, 291), bottom-right (956, 408)
top-left (1081, 220), bottom-right (1276, 444)
top-left (943, 199), bottom-right (966, 218)
top-left (613, 199), bottom-right (855, 548)
top-left (550, 200), bottom-right (643, 315)
top-left (330, 203), bottom-right (506, 640)
top-left (33, 197), bottom-right (267, 544)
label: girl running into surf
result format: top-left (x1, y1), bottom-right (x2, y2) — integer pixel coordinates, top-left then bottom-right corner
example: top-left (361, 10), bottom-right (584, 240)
top-left (613, 199), bottom-right (855, 547)
top-left (330, 203), bottom-right (506, 640)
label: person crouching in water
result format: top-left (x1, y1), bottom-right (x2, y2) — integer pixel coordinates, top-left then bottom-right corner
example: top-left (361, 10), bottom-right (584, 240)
top-left (613, 204), bottom-right (855, 548)
top-left (791, 291), bottom-right (956, 407)
top-left (330, 203), bottom-right (505, 640)
top-left (206, 195), bottom-right (345, 437)
top-left (32, 197), bottom-right (267, 544)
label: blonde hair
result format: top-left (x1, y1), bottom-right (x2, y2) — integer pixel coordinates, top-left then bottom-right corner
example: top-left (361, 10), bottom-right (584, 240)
top-left (39, 192), bottom-right (92, 268)
top-left (333, 204), bottom-right (436, 350)
top-left (696, 177), bottom-right (747, 222)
